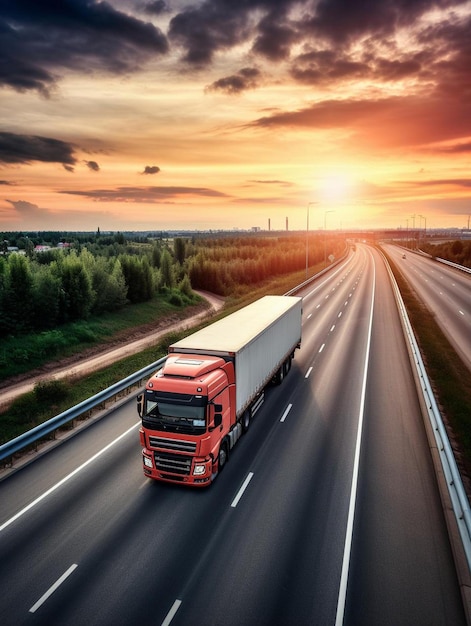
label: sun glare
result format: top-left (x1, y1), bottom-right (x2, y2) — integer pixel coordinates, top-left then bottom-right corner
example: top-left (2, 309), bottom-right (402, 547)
top-left (318, 172), bottom-right (355, 205)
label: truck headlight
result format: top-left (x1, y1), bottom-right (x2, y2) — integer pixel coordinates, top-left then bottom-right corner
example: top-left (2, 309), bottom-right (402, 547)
top-left (193, 464), bottom-right (206, 476)
top-left (143, 455), bottom-right (153, 468)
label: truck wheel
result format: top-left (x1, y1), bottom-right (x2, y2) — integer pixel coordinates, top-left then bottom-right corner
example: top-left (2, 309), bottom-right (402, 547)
top-left (276, 364), bottom-right (284, 385)
top-left (242, 409), bottom-right (251, 433)
top-left (218, 441), bottom-right (229, 471)
top-left (283, 358), bottom-right (291, 376)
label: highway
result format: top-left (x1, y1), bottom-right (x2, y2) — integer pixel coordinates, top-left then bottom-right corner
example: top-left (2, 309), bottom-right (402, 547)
top-left (382, 243), bottom-right (471, 371)
top-left (0, 244), bottom-right (466, 625)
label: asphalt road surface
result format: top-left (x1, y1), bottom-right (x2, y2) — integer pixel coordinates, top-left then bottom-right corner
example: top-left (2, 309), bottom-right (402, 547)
top-left (0, 245), bottom-right (466, 625)
top-left (382, 243), bottom-right (471, 372)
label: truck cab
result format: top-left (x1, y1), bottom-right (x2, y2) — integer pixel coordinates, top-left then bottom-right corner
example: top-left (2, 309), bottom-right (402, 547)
top-left (138, 354), bottom-right (235, 486)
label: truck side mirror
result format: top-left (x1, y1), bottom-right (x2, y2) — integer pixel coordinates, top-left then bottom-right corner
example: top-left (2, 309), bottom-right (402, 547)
top-left (137, 394), bottom-right (144, 418)
top-left (213, 404), bottom-right (223, 412)
top-left (213, 414), bottom-right (222, 428)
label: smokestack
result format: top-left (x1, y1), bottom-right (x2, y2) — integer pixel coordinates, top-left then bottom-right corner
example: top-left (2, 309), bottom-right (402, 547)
top-left (268, 218), bottom-right (271, 231)
top-left (286, 216), bottom-right (288, 231)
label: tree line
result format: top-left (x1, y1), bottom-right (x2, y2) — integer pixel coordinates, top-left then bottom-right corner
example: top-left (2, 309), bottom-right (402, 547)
top-left (421, 240), bottom-right (471, 269)
top-left (0, 232), bottom-right (346, 337)
top-left (187, 234), bottom-right (346, 295)
top-left (0, 240), bottom-right (190, 337)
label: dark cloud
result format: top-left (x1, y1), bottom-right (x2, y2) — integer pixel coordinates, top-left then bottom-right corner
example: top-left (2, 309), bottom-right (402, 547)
top-left (206, 67), bottom-right (262, 94)
top-left (166, 0), bottom-right (471, 111)
top-left (60, 185), bottom-right (229, 202)
top-left (290, 49), bottom-right (370, 84)
top-left (252, 12), bottom-right (297, 61)
top-left (250, 97), bottom-right (388, 130)
top-left (0, 179), bottom-right (14, 185)
top-left (86, 160), bottom-right (100, 172)
top-left (169, 3), bottom-right (251, 65)
top-left (0, 131), bottom-right (77, 166)
top-left (302, 0), bottom-right (461, 44)
top-left (3, 0), bottom-right (469, 100)
top-left (0, 0), bottom-right (169, 94)
top-left (142, 165), bottom-right (161, 174)
top-left (143, 1), bottom-right (169, 15)
top-left (249, 93), bottom-right (471, 151)
top-left (168, 0), bottom-right (301, 65)
top-left (419, 12), bottom-right (471, 98)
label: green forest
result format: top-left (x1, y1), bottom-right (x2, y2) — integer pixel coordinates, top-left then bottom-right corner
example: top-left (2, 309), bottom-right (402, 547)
top-left (0, 231), bottom-right (346, 379)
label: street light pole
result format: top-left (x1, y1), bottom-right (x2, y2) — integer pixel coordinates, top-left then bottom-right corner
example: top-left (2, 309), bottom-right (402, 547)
top-left (306, 202), bottom-right (317, 279)
top-left (324, 210), bottom-right (335, 267)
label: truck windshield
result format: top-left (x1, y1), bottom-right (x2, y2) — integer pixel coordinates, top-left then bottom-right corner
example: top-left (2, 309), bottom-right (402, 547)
top-left (145, 399), bottom-right (206, 430)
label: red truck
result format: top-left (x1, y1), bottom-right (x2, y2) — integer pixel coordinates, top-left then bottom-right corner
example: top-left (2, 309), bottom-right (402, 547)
top-left (137, 295), bottom-right (302, 486)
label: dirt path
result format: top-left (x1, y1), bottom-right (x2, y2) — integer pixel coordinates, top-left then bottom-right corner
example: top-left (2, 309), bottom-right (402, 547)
top-left (0, 291), bottom-right (225, 410)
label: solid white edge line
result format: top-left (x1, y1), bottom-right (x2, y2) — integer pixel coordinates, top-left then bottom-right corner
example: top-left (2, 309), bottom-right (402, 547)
top-left (1, 422), bottom-right (141, 533)
top-left (335, 253), bottom-right (376, 626)
top-left (305, 366), bottom-right (313, 379)
top-left (231, 472), bottom-right (254, 508)
top-left (29, 563), bottom-right (78, 613)
top-left (280, 404), bottom-right (293, 423)
top-left (161, 599), bottom-right (182, 626)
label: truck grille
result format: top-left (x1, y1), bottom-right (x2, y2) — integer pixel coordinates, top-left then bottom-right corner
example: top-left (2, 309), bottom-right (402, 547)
top-left (149, 436), bottom-right (197, 454)
top-left (154, 452), bottom-right (192, 476)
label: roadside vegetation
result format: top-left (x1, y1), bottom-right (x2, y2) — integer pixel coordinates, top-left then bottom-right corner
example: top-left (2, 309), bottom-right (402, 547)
top-left (419, 239), bottom-right (471, 269)
top-left (0, 231), bottom-right (345, 445)
top-left (384, 249), bottom-right (471, 482)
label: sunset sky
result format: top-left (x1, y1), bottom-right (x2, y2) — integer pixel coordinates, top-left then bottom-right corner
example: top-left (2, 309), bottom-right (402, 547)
top-left (1, 0), bottom-right (471, 232)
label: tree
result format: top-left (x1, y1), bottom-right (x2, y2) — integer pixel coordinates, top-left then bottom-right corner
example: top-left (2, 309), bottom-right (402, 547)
top-left (120, 255), bottom-right (155, 303)
top-left (160, 249), bottom-right (174, 288)
top-left (151, 243), bottom-right (161, 268)
top-left (32, 265), bottom-right (61, 329)
top-left (56, 253), bottom-right (94, 321)
top-left (4, 254), bottom-right (35, 333)
top-left (91, 257), bottom-right (128, 313)
top-left (174, 237), bottom-right (186, 265)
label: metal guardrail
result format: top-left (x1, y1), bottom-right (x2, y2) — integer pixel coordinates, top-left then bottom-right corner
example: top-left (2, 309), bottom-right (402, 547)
top-left (384, 254), bottom-right (471, 572)
top-left (436, 257), bottom-right (471, 274)
top-left (0, 357), bottom-right (166, 463)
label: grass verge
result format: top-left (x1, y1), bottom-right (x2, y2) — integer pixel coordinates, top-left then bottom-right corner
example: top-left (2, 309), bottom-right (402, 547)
top-left (0, 289), bottom-right (201, 380)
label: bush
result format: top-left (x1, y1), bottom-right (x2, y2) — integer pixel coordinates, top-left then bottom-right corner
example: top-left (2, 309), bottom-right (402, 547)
top-left (34, 379), bottom-right (71, 404)
top-left (169, 291), bottom-right (183, 307)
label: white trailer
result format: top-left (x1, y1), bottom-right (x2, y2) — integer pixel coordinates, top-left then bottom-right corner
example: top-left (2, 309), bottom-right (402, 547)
top-left (169, 295), bottom-right (303, 418)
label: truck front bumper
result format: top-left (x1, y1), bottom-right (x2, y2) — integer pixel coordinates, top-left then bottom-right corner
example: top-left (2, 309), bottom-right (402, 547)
top-left (142, 449), bottom-right (213, 486)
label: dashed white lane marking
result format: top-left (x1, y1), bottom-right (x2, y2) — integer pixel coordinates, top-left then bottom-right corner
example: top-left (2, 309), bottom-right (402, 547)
top-left (280, 404), bottom-right (293, 423)
top-left (29, 564), bottom-right (78, 613)
top-left (161, 599), bottom-right (182, 626)
top-left (231, 472), bottom-right (254, 508)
